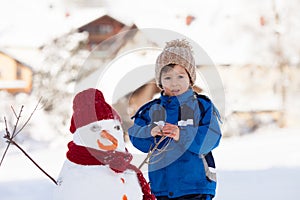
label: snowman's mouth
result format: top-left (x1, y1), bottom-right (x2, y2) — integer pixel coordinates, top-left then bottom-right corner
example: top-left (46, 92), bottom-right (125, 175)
top-left (97, 130), bottom-right (118, 151)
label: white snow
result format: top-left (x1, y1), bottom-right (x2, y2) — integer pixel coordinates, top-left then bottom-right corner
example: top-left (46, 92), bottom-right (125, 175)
top-left (2, 0), bottom-right (300, 66)
top-left (1, 127), bottom-right (300, 200)
top-left (1, 0), bottom-right (300, 199)
top-left (54, 160), bottom-right (143, 200)
top-left (0, 80), bottom-right (27, 89)
top-left (213, 127), bottom-right (300, 199)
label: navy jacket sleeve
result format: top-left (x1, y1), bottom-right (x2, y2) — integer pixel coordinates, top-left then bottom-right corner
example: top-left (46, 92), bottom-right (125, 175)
top-left (178, 98), bottom-right (222, 155)
top-left (128, 101), bottom-right (163, 153)
top-left (128, 114), bottom-right (156, 153)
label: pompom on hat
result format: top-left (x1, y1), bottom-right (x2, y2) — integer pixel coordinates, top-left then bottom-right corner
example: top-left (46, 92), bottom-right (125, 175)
top-left (69, 88), bottom-right (121, 133)
top-left (155, 39), bottom-right (196, 89)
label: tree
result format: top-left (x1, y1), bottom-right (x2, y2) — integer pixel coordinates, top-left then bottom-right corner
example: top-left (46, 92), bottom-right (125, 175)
top-left (33, 31), bottom-right (89, 133)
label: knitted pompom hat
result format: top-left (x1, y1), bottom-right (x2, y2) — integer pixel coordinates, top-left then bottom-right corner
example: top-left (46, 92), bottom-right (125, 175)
top-left (155, 39), bottom-right (196, 89)
top-left (69, 88), bottom-right (121, 133)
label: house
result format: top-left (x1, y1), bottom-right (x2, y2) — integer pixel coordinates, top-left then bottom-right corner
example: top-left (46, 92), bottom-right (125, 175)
top-left (0, 51), bottom-right (33, 94)
top-left (78, 14), bottom-right (137, 53)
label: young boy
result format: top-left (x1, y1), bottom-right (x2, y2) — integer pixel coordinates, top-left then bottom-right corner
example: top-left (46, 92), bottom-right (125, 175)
top-left (128, 39), bottom-right (222, 200)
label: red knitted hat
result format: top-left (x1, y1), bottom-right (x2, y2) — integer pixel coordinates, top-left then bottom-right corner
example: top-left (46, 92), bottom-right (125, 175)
top-left (70, 88), bottom-right (121, 133)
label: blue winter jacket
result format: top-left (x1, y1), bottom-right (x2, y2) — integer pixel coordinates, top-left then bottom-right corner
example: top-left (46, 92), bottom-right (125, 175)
top-left (128, 89), bottom-right (222, 198)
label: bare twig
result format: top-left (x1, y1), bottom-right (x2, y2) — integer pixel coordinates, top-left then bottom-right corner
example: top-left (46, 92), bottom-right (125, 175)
top-left (7, 138), bottom-right (57, 185)
top-left (11, 105), bottom-right (24, 138)
top-left (14, 97), bottom-right (42, 137)
top-left (1, 104), bottom-right (25, 166)
top-left (4, 116), bottom-right (10, 138)
top-left (148, 137), bottom-right (173, 165)
top-left (0, 98), bottom-right (57, 185)
top-left (0, 99), bottom-right (33, 166)
top-left (154, 136), bottom-right (172, 154)
top-left (0, 143), bottom-right (10, 167)
top-left (0, 117), bottom-right (12, 166)
top-left (11, 106), bottom-right (18, 119)
top-left (138, 135), bottom-right (171, 169)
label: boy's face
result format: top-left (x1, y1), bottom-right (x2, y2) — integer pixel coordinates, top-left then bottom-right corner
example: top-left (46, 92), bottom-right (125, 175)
top-left (161, 65), bottom-right (191, 96)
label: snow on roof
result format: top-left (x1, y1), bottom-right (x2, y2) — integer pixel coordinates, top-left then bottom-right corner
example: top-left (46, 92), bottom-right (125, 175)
top-left (0, 1), bottom-right (136, 69)
top-left (1, 47), bottom-right (43, 70)
top-left (0, 1), bottom-right (115, 48)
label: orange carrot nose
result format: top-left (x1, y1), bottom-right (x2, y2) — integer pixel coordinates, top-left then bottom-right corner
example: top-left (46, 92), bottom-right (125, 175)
top-left (97, 130), bottom-right (118, 151)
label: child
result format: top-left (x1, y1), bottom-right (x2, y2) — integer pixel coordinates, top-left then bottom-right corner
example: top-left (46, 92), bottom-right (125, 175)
top-left (128, 39), bottom-right (222, 200)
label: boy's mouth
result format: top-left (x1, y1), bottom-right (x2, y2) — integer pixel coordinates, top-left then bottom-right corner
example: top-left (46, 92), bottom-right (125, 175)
top-left (171, 89), bottom-right (180, 94)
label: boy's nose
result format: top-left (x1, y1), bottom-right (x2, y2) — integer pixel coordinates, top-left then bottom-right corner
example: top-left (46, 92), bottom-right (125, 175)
top-left (170, 79), bottom-right (178, 86)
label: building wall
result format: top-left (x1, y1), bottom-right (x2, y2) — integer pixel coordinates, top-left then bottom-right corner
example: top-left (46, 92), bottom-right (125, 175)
top-left (0, 53), bottom-right (17, 80)
top-left (79, 15), bottom-right (125, 46)
top-left (0, 52), bottom-right (32, 93)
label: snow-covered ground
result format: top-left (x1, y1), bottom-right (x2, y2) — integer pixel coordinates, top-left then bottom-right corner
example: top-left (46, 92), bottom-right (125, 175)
top-left (214, 127), bottom-right (300, 199)
top-left (0, 127), bottom-right (299, 200)
top-left (1, 0), bottom-right (300, 199)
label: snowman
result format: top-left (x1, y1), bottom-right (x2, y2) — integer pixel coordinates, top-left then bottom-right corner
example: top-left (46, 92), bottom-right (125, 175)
top-left (54, 88), bottom-right (155, 200)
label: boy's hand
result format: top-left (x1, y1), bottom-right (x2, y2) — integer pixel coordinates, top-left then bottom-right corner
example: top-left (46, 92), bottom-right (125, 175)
top-left (162, 123), bottom-right (180, 141)
top-left (151, 125), bottom-right (163, 137)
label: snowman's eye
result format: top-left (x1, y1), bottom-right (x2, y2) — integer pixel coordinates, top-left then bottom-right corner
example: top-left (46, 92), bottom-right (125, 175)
top-left (90, 124), bottom-right (101, 132)
top-left (114, 125), bottom-right (121, 131)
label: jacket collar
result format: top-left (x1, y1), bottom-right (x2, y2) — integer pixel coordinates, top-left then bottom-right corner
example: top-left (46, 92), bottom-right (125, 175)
top-left (160, 88), bottom-right (194, 106)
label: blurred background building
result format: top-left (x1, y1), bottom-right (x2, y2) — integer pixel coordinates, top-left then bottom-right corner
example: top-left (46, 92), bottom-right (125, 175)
top-left (0, 0), bottom-right (299, 141)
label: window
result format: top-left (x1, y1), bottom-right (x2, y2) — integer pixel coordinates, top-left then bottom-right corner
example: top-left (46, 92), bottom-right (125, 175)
top-left (17, 66), bottom-right (22, 79)
top-left (98, 24), bottom-right (113, 35)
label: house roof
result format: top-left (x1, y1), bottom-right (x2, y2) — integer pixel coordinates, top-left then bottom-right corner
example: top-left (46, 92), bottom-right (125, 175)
top-left (0, 1), bottom-right (135, 69)
top-left (0, 1), bottom-right (133, 49)
top-left (0, 49), bottom-right (33, 70)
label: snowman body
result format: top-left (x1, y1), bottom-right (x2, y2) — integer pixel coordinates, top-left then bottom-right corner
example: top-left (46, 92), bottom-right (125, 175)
top-left (55, 160), bottom-right (142, 199)
top-left (54, 119), bottom-right (143, 200)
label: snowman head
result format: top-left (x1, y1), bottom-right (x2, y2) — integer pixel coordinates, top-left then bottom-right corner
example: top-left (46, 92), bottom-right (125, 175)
top-left (69, 88), bottom-right (126, 152)
top-left (73, 119), bottom-right (125, 152)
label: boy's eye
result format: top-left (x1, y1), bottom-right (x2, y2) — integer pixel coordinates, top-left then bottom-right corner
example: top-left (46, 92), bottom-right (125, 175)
top-left (163, 77), bottom-right (171, 80)
top-left (90, 124), bottom-right (101, 132)
top-left (114, 125), bottom-right (121, 131)
top-left (178, 75), bottom-right (184, 79)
